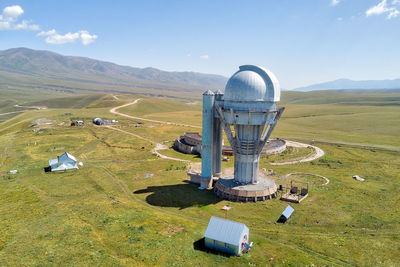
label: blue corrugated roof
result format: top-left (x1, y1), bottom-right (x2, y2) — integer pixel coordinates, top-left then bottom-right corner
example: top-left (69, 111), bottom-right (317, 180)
top-left (59, 152), bottom-right (77, 162)
top-left (204, 216), bottom-right (248, 245)
top-left (282, 205), bottom-right (294, 219)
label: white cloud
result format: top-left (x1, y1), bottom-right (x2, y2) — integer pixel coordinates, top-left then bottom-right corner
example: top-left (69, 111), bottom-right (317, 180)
top-left (337, 17), bottom-right (343, 21)
top-left (37, 29), bottom-right (56, 36)
top-left (14, 20), bottom-right (40, 30)
top-left (0, 5), bottom-right (39, 31)
top-left (79, 30), bottom-right (98, 45)
top-left (0, 21), bottom-right (11, 30)
top-left (366, 0), bottom-right (400, 19)
top-left (1, 4), bottom-right (97, 45)
top-left (37, 29), bottom-right (98, 45)
top-left (186, 53), bottom-right (191, 57)
top-left (331, 0), bottom-right (340, 6)
top-left (366, 0), bottom-right (389, 16)
top-left (3, 5), bottom-right (24, 18)
top-left (200, 55), bottom-right (209, 59)
top-left (393, 0), bottom-right (400, 4)
top-left (387, 8), bottom-right (400, 18)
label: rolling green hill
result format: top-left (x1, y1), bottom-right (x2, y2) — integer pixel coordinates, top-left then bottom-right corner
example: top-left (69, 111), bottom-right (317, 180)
top-left (293, 78), bottom-right (400, 91)
top-left (0, 47), bottom-right (227, 92)
top-left (1, 51), bottom-right (400, 265)
top-left (0, 93), bottom-right (399, 266)
top-left (281, 90), bottom-right (400, 105)
top-left (0, 47), bottom-right (226, 121)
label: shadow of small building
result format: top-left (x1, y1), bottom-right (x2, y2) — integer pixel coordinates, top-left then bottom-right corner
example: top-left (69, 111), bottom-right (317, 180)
top-left (277, 205), bottom-right (294, 223)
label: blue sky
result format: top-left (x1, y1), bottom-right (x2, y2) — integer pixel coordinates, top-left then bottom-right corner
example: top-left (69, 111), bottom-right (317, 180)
top-left (1, 0), bottom-right (400, 89)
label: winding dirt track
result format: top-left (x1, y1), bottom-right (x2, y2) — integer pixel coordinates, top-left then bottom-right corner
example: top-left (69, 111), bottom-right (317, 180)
top-left (108, 98), bottom-right (325, 165)
top-left (109, 99), bottom-right (201, 129)
top-left (104, 126), bottom-right (189, 163)
top-left (107, 99), bottom-right (192, 162)
top-left (0, 104), bottom-right (47, 116)
top-left (0, 110), bottom-right (28, 116)
top-left (283, 172), bottom-right (330, 185)
top-left (270, 140), bottom-right (325, 165)
top-left (14, 104), bottom-right (47, 110)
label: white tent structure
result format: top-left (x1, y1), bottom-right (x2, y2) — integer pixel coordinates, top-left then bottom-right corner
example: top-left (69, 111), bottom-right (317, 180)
top-left (204, 216), bottom-right (250, 255)
top-left (49, 152), bottom-right (78, 172)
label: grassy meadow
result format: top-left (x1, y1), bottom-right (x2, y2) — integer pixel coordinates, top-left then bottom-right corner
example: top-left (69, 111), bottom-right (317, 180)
top-left (119, 94), bottom-right (400, 148)
top-left (0, 90), bottom-right (399, 266)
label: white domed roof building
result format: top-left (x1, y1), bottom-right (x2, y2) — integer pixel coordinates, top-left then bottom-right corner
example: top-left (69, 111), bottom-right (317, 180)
top-left (221, 65), bottom-right (281, 112)
top-left (224, 65), bottom-right (280, 102)
top-left (200, 65), bottom-right (285, 202)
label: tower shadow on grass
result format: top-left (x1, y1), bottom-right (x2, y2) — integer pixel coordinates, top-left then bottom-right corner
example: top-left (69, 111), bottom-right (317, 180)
top-left (133, 183), bottom-right (221, 209)
top-left (193, 238), bottom-right (231, 258)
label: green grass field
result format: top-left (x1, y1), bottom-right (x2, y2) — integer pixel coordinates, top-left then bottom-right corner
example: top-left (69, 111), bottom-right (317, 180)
top-left (119, 96), bottom-right (400, 148)
top-left (0, 91), bottom-right (399, 266)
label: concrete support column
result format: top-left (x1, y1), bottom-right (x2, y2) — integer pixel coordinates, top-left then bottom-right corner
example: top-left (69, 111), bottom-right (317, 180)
top-left (234, 153), bottom-right (260, 184)
top-left (201, 90), bottom-right (215, 178)
top-left (212, 117), bottom-right (222, 177)
top-left (213, 90), bottom-right (224, 177)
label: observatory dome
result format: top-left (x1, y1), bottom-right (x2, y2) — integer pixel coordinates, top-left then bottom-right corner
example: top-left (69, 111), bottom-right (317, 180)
top-left (224, 65), bottom-right (280, 102)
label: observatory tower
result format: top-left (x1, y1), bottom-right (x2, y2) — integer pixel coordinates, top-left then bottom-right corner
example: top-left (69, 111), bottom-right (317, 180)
top-left (201, 65), bottom-right (284, 202)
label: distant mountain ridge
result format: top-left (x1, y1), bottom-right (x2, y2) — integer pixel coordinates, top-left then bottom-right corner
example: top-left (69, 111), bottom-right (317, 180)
top-left (294, 78), bottom-right (400, 91)
top-left (0, 47), bottom-right (227, 91)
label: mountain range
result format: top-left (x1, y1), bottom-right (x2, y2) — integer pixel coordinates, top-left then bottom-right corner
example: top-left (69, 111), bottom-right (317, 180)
top-left (0, 47), bottom-right (227, 95)
top-left (1, 47), bottom-right (399, 96)
top-left (293, 78), bottom-right (400, 92)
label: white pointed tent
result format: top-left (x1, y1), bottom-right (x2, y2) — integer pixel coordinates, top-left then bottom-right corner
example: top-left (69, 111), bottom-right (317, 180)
top-left (49, 152), bottom-right (78, 172)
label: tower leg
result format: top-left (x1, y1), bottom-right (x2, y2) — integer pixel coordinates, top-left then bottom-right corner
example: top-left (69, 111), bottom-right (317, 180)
top-left (213, 117), bottom-right (222, 177)
top-left (201, 91), bottom-right (215, 178)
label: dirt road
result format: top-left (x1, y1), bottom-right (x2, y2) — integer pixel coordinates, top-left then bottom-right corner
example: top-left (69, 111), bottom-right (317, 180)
top-left (104, 126), bottom-right (189, 163)
top-left (14, 104), bottom-right (47, 110)
top-left (109, 98), bottom-right (325, 166)
top-left (270, 141), bottom-right (325, 165)
top-left (0, 110), bottom-right (27, 116)
top-left (109, 99), bottom-right (201, 129)
top-left (0, 104), bottom-right (47, 117)
top-left (283, 172), bottom-right (330, 185)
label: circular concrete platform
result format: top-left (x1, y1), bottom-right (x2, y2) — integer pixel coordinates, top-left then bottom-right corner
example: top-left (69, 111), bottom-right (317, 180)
top-left (214, 175), bottom-right (278, 202)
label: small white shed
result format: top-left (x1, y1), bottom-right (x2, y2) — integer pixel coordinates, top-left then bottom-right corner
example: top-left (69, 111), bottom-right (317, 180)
top-left (49, 152), bottom-right (78, 172)
top-left (204, 216), bottom-right (250, 255)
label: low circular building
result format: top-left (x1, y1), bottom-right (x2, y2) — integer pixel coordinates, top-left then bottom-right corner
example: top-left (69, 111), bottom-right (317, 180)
top-left (173, 132), bottom-right (202, 155)
top-left (174, 133), bottom-right (286, 157)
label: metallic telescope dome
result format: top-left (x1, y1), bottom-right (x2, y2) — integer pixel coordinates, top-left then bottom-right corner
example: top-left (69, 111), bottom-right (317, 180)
top-left (224, 65), bottom-right (280, 102)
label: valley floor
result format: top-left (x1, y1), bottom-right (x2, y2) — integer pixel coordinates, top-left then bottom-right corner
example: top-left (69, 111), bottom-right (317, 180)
top-left (0, 94), bottom-right (399, 266)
